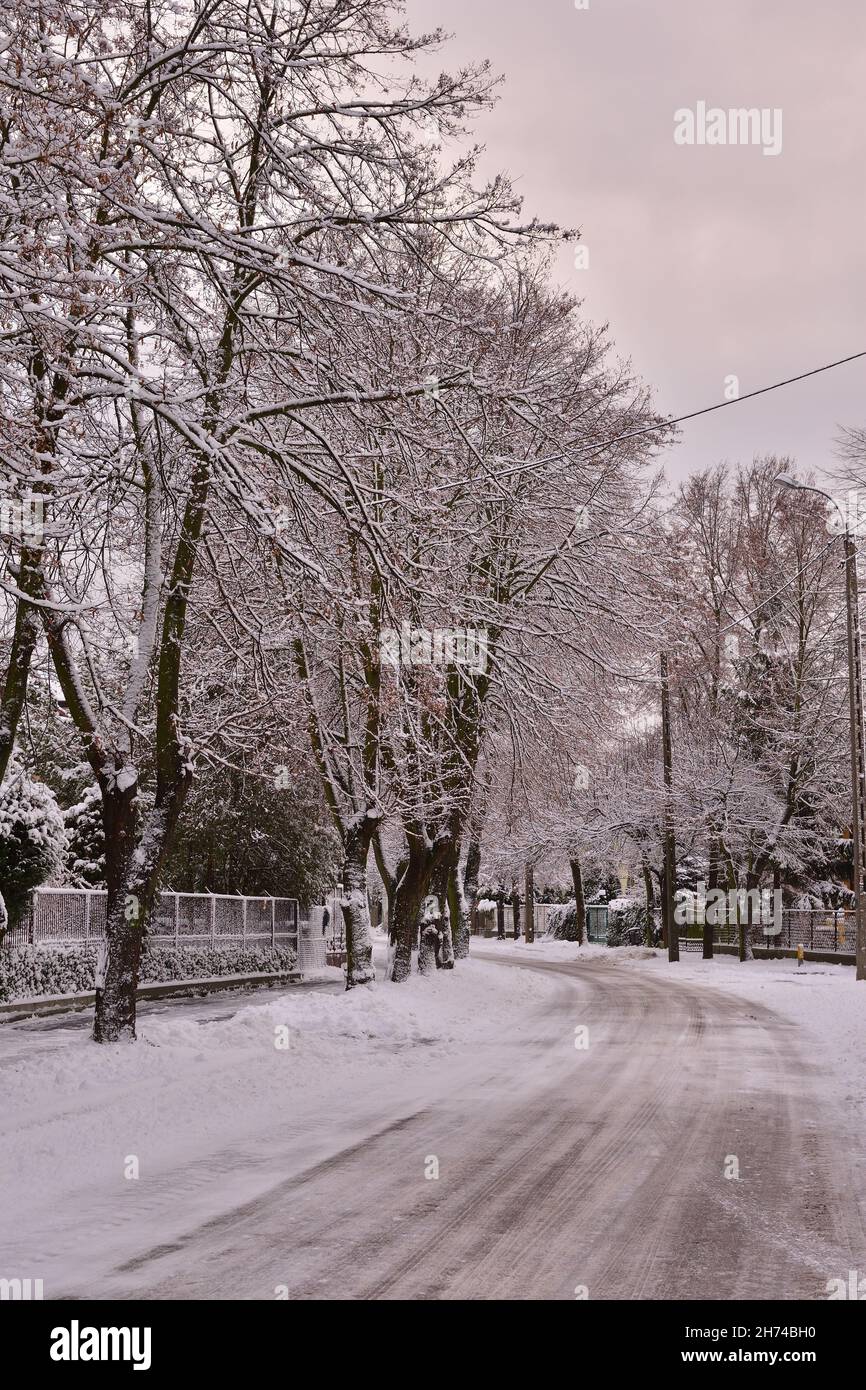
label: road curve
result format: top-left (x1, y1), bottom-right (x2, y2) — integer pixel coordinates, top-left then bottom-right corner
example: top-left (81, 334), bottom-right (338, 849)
top-left (73, 952), bottom-right (866, 1300)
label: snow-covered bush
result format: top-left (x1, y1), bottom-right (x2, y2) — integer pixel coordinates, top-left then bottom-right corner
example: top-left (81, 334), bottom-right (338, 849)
top-left (63, 784), bottom-right (106, 887)
top-left (606, 901), bottom-right (656, 948)
top-left (0, 943), bottom-right (299, 1002)
top-left (0, 766), bottom-right (66, 939)
top-left (141, 944), bottom-right (297, 985)
top-left (546, 902), bottom-right (580, 940)
top-left (0, 943), bottom-right (98, 1001)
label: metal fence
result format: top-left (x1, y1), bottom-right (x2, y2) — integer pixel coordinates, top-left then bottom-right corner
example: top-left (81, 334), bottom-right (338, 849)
top-left (472, 903), bottom-right (568, 938)
top-left (698, 908), bottom-right (858, 955)
top-left (298, 918), bottom-right (328, 970)
top-left (8, 887), bottom-right (299, 951)
top-left (471, 900), bottom-right (858, 956)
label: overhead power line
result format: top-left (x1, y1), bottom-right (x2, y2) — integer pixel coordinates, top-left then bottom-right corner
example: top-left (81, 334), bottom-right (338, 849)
top-left (434, 349), bottom-right (866, 493)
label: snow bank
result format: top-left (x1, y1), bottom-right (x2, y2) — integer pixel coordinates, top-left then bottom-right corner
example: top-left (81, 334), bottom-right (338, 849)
top-left (480, 938), bottom-right (658, 963)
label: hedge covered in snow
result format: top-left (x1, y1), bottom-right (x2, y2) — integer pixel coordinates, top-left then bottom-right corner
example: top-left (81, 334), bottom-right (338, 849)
top-left (0, 764), bottom-right (66, 934)
top-left (0, 942), bottom-right (298, 1003)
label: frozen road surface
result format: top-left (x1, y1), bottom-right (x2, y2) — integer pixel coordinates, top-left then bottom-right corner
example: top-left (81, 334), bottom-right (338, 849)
top-left (15, 950), bottom-right (862, 1301)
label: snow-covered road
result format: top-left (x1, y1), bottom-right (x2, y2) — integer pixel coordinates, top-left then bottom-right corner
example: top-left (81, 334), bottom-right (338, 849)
top-left (6, 948), bottom-right (863, 1301)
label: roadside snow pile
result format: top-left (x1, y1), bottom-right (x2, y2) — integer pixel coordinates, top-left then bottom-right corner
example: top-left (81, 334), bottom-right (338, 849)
top-left (147, 956), bottom-right (554, 1054)
top-left (480, 939), bottom-right (659, 963)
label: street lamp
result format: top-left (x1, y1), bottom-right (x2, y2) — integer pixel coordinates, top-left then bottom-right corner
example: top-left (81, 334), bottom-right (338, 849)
top-left (775, 473), bottom-right (866, 980)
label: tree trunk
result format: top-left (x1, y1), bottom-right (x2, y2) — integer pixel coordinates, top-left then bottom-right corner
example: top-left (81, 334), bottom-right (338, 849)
top-left (418, 921), bottom-right (440, 975)
top-left (723, 857), bottom-right (753, 964)
top-left (641, 860), bottom-right (655, 946)
top-left (389, 832), bottom-right (453, 981)
top-left (737, 897), bottom-right (747, 962)
top-left (372, 826), bottom-right (396, 929)
top-left (511, 888), bottom-right (521, 940)
top-left (431, 859), bottom-right (455, 969)
top-left (524, 863), bottom-right (535, 942)
top-left (704, 838), bottom-right (718, 960)
top-left (742, 874), bottom-right (756, 962)
top-left (0, 574), bottom-right (40, 786)
top-left (660, 651), bottom-right (679, 963)
top-left (93, 779), bottom-right (146, 1043)
top-left (570, 857), bottom-right (586, 946)
top-left (341, 811), bottom-right (377, 989)
top-left (496, 890), bottom-right (506, 940)
top-left (91, 762), bottom-right (193, 1042)
top-left (454, 836), bottom-right (480, 959)
top-left (388, 840), bottom-right (432, 982)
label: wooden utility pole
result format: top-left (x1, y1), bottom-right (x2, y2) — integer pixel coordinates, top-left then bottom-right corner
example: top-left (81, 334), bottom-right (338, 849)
top-left (661, 651), bottom-right (679, 963)
top-left (525, 863), bottom-right (535, 943)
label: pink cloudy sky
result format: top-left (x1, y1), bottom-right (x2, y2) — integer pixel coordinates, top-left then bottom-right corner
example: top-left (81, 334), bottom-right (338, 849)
top-left (405, 0), bottom-right (866, 482)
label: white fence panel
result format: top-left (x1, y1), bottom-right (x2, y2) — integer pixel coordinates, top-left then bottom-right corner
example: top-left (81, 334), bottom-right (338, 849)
top-left (8, 888), bottom-right (299, 954)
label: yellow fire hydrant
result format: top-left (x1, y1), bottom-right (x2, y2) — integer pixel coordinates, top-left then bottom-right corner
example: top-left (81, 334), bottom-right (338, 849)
top-left (796, 943), bottom-right (805, 968)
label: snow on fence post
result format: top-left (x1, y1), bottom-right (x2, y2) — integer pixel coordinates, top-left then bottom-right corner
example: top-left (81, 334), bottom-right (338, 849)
top-left (210, 893), bottom-right (216, 947)
top-left (271, 897), bottom-right (276, 949)
top-left (84, 890), bottom-right (91, 940)
top-left (242, 895), bottom-right (247, 942)
top-left (174, 893), bottom-right (180, 948)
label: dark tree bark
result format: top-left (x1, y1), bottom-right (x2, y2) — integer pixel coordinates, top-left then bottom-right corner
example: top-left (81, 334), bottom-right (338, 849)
top-left (93, 777), bottom-right (146, 1043)
top-left (0, 562), bottom-right (41, 785)
top-left (524, 863), bottom-right (535, 942)
top-left (388, 833), bottom-right (450, 982)
top-left (704, 837), bottom-right (718, 959)
top-left (661, 651), bottom-right (679, 963)
top-left (641, 860), bottom-right (656, 946)
top-left (430, 858), bottom-right (455, 970)
top-left (570, 856), bottom-right (586, 945)
top-left (0, 548), bottom-right (44, 945)
top-left (341, 810), bottom-right (378, 989)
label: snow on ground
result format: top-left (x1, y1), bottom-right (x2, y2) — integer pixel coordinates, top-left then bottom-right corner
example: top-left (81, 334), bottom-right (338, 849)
top-left (4, 935), bottom-right (865, 1295)
top-left (481, 937), bottom-right (657, 964)
top-left (0, 949), bottom-right (563, 1288)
